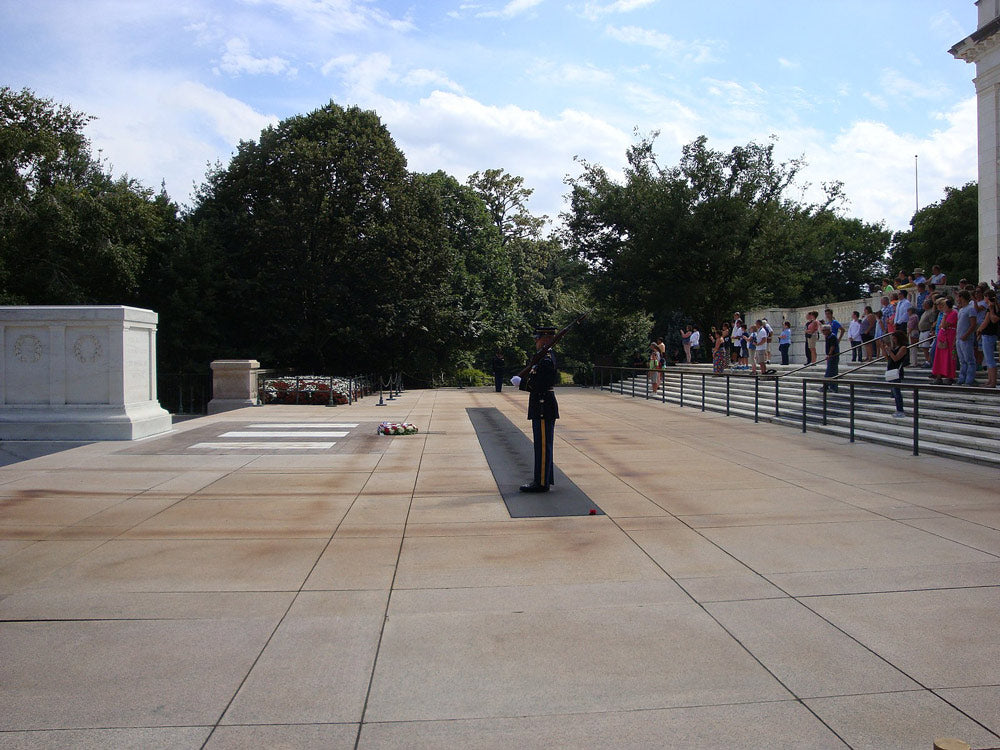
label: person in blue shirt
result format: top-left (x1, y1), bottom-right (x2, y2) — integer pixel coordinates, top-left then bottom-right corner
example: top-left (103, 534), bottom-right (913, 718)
top-left (823, 309), bottom-right (844, 342)
top-left (956, 290), bottom-right (979, 386)
top-left (778, 321), bottom-right (792, 365)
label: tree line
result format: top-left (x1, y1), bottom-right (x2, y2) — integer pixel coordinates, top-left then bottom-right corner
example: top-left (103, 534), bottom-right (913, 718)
top-left (0, 87), bottom-right (979, 381)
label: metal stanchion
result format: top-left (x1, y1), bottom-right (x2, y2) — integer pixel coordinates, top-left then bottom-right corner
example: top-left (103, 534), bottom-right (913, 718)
top-left (801, 380), bottom-right (807, 433)
top-left (754, 377), bottom-right (759, 423)
top-left (913, 388), bottom-right (920, 456)
top-left (725, 375), bottom-right (730, 416)
top-left (701, 374), bottom-right (706, 412)
top-left (849, 383), bottom-right (855, 443)
top-left (679, 372), bottom-right (684, 408)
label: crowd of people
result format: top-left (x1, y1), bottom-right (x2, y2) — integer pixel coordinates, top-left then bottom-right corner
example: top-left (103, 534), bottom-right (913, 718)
top-left (640, 266), bottom-right (1000, 415)
top-left (706, 315), bottom-right (778, 375)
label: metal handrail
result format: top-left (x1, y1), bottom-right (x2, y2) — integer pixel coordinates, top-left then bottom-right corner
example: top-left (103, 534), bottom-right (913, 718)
top-left (832, 333), bottom-right (925, 379)
top-left (772, 330), bottom-right (896, 380)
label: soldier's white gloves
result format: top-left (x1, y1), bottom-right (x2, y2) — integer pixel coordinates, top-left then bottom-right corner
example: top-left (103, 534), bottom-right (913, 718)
top-left (510, 376), bottom-right (522, 387)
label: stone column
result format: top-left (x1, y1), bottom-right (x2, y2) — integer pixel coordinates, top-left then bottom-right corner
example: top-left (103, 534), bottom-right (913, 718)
top-left (951, 6), bottom-right (1000, 284)
top-left (208, 359), bottom-right (261, 414)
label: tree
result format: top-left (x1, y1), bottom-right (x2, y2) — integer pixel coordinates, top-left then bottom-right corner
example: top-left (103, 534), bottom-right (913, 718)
top-left (468, 168), bottom-right (570, 351)
top-left (563, 134), bottom-right (890, 345)
top-left (889, 182), bottom-right (978, 283)
top-left (0, 87), bottom-right (173, 305)
top-left (467, 169), bottom-right (545, 247)
top-left (413, 171), bottom-right (519, 365)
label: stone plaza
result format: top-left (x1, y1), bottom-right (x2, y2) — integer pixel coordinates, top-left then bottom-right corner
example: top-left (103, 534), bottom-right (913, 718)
top-left (1, 387), bottom-right (998, 748)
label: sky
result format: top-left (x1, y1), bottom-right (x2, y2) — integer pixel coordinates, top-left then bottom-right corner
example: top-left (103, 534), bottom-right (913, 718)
top-left (0, 0), bottom-right (982, 232)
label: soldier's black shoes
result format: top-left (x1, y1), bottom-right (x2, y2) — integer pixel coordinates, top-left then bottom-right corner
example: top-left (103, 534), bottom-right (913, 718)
top-left (519, 483), bottom-right (549, 493)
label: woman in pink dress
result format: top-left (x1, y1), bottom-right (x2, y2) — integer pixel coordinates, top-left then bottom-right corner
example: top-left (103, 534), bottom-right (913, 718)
top-left (931, 297), bottom-right (957, 385)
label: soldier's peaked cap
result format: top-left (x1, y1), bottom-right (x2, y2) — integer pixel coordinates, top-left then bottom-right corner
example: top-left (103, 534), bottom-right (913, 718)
top-left (533, 325), bottom-right (557, 338)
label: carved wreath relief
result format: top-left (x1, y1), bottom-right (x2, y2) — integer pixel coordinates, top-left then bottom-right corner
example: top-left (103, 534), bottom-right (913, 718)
top-left (13, 334), bottom-right (43, 364)
top-left (72, 335), bottom-right (103, 364)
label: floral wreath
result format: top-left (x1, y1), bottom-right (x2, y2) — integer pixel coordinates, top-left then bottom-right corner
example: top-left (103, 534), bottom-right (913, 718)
top-left (377, 422), bottom-right (418, 435)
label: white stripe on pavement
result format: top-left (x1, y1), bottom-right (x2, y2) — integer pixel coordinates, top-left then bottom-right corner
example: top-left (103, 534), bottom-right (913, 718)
top-left (193, 442), bottom-right (337, 450)
top-left (247, 423), bottom-right (359, 428)
top-left (221, 431), bottom-right (348, 438)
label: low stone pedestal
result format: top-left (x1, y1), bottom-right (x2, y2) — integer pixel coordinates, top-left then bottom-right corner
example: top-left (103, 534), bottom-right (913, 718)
top-left (0, 306), bottom-right (172, 440)
top-left (208, 359), bottom-right (260, 414)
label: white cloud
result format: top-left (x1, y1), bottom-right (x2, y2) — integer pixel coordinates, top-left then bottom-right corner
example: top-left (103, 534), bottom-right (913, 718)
top-left (240, 0), bottom-right (415, 33)
top-left (528, 60), bottom-right (616, 87)
top-left (478, 0), bottom-right (544, 19)
top-left (581, 0), bottom-right (656, 20)
top-left (339, 89), bottom-right (631, 221)
top-left (930, 10), bottom-right (964, 41)
top-left (218, 38), bottom-right (296, 76)
top-left (777, 57), bottom-right (799, 69)
top-left (879, 68), bottom-right (949, 101)
top-left (327, 52), bottom-right (396, 94)
top-left (401, 68), bottom-right (465, 93)
top-left (79, 76), bottom-right (278, 206)
top-left (605, 25), bottom-right (718, 63)
top-left (777, 97), bottom-right (976, 230)
top-left (862, 91), bottom-right (888, 110)
top-left (321, 54), bottom-right (358, 77)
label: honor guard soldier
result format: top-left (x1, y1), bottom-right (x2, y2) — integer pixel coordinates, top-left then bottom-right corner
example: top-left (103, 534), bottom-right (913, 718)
top-left (517, 325), bottom-right (559, 492)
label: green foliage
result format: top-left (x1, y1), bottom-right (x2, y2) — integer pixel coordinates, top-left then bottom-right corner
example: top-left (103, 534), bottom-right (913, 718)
top-left (889, 182), bottom-right (977, 283)
top-left (563, 133), bottom-right (891, 342)
top-left (451, 366), bottom-right (490, 387)
top-left (188, 102), bottom-right (436, 372)
top-left (0, 87), bottom-right (173, 306)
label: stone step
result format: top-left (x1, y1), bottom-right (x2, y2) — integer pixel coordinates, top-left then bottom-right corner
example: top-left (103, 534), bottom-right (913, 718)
top-left (619, 375), bottom-right (1000, 416)
top-left (654, 390), bottom-right (999, 443)
top-left (600, 372), bottom-right (1000, 467)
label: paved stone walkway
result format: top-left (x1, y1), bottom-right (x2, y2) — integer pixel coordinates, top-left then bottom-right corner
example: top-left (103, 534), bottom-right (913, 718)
top-left (1, 388), bottom-right (998, 749)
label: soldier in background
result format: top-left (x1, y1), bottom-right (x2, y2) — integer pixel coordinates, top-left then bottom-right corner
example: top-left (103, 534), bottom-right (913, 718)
top-left (490, 351), bottom-right (505, 392)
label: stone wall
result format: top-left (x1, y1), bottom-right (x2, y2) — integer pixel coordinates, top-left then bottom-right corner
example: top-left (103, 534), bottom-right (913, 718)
top-left (746, 294), bottom-right (885, 365)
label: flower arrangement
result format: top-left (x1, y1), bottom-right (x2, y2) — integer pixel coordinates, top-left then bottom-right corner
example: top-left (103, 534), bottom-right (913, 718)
top-left (377, 422), bottom-right (418, 435)
top-left (258, 376), bottom-right (368, 405)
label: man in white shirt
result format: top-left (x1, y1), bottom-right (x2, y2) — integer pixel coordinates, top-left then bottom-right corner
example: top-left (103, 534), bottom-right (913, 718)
top-left (847, 311), bottom-right (862, 362)
top-left (689, 326), bottom-right (701, 362)
top-left (753, 323), bottom-right (768, 373)
top-left (731, 316), bottom-right (744, 367)
top-left (760, 318), bottom-right (773, 363)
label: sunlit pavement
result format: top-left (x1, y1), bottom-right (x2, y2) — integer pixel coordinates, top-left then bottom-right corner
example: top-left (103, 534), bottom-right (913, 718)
top-left (1, 388), bottom-right (998, 749)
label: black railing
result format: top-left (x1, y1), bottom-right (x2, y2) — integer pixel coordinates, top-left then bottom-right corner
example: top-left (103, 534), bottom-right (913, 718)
top-left (158, 371), bottom-right (212, 415)
top-left (592, 365), bottom-right (1000, 458)
top-left (253, 371), bottom-right (401, 406)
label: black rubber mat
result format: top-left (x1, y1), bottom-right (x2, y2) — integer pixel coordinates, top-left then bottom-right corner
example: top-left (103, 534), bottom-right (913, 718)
top-left (466, 407), bottom-right (604, 518)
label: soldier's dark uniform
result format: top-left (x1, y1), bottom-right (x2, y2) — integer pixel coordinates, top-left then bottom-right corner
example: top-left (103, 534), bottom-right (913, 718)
top-left (519, 333), bottom-right (559, 492)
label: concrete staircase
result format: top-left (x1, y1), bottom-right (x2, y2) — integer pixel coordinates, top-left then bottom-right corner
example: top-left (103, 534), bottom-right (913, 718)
top-left (597, 360), bottom-right (1000, 467)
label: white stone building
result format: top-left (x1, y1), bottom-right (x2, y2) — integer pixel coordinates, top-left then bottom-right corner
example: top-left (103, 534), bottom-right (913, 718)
top-left (951, 0), bottom-right (1000, 284)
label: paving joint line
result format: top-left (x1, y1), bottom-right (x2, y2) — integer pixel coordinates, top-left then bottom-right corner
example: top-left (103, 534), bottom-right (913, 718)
top-left (198, 417), bottom-right (389, 750)
top-left (353, 390), bottom-right (429, 750)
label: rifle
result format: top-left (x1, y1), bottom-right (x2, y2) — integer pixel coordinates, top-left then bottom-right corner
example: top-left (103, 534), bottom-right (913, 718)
top-left (515, 312), bottom-right (588, 382)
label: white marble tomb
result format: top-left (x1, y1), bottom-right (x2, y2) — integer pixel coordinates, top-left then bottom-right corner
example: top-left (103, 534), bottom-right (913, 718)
top-left (0, 306), bottom-right (173, 440)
